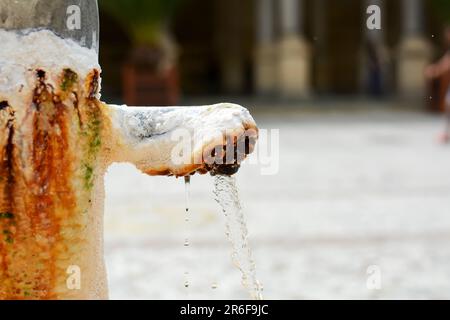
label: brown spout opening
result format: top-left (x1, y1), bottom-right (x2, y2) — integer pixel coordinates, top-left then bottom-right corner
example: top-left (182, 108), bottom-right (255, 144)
top-left (0, 101), bottom-right (8, 110)
top-left (206, 134), bottom-right (256, 176)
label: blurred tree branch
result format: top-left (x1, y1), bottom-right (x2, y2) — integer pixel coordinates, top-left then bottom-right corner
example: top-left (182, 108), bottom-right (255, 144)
top-left (100, 0), bottom-right (182, 46)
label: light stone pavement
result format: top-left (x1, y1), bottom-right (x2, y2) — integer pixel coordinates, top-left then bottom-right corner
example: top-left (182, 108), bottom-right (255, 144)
top-left (103, 108), bottom-right (450, 299)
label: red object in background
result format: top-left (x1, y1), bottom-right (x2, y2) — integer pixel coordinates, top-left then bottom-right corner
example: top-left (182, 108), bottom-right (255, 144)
top-left (122, 64), bottom-right (180, 106)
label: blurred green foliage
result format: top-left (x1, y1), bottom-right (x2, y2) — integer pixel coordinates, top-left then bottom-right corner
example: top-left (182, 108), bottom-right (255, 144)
top-left (432, 0), bottom-right (450, 23)
top-left (100, 0), bottom-right (182, 45)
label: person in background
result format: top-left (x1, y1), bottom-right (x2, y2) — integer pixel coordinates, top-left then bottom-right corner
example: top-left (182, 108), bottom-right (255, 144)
top-left (425, 26), bottom-right (450, 144)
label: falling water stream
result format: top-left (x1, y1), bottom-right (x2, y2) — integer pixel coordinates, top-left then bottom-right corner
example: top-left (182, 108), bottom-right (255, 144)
top-left (213, 174), bottom-right (263, 300)
top-left (182, 174), bottom-right (262, 299)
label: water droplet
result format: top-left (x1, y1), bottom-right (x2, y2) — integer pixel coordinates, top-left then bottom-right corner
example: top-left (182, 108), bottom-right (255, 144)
top-left (184, 238), bottom-right (190, 247)
top-left (184, 280), bottom-right (189, 288)
top-left (211, 282), bottom-right (218, 289)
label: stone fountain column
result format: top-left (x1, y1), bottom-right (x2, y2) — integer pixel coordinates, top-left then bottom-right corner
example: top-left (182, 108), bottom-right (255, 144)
top-left (216, 0), bottom-right (245, 94)
top-left (254, 0), bottom-right (277, 95)
top-left (312, 0), bottom-right (328, 94)
top-left (277, 0), bottom-right (311, 98)
top-left (397, 0), bottom-right (432, 99)
top-left (359, 0), bottom-right (391, 96)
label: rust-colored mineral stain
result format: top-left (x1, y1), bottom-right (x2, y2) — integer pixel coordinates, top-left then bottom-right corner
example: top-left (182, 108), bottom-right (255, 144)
top-left (0, 71), bottom-right (78, 299)
top-left (86, 69), bottom-right (100, 99)
top-left (144, 163), bottom-right (207, 178)
top-left (30, 74), bottom-right (75, 298)
top-left (0, 102), bottom-right (15, 298)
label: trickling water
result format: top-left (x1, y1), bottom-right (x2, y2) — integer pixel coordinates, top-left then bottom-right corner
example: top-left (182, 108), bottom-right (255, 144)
top-left (213, 174), bottom-right (263, 300)
top-left (184, 176), bottom-right (191, 293)
top-left (184, 176), bottom-right (190, 240)
top-left (184, 176), bottom-right (190, 215)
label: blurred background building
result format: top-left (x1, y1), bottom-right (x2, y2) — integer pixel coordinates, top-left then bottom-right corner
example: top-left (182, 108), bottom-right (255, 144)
top-left (99, 0), bottom-right (450, 299)
top-left (99, 0), bottom-right (450, 110)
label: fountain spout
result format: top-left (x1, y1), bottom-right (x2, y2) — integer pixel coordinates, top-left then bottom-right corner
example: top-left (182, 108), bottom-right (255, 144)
top-left (106, 103), bottom-right (258, 177)
top-left (0, 20), bottom-right (260, 299)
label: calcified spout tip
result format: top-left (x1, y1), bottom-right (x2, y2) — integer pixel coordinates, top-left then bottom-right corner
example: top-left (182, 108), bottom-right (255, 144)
top-left (209, 163), bottom-right (241, 176)
top-left (108, 103), bottom-right (258, 177)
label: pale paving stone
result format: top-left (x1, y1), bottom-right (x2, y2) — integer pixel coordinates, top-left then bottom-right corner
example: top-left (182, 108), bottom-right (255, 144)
top-left (104, 109), bottom-right (450, 299)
